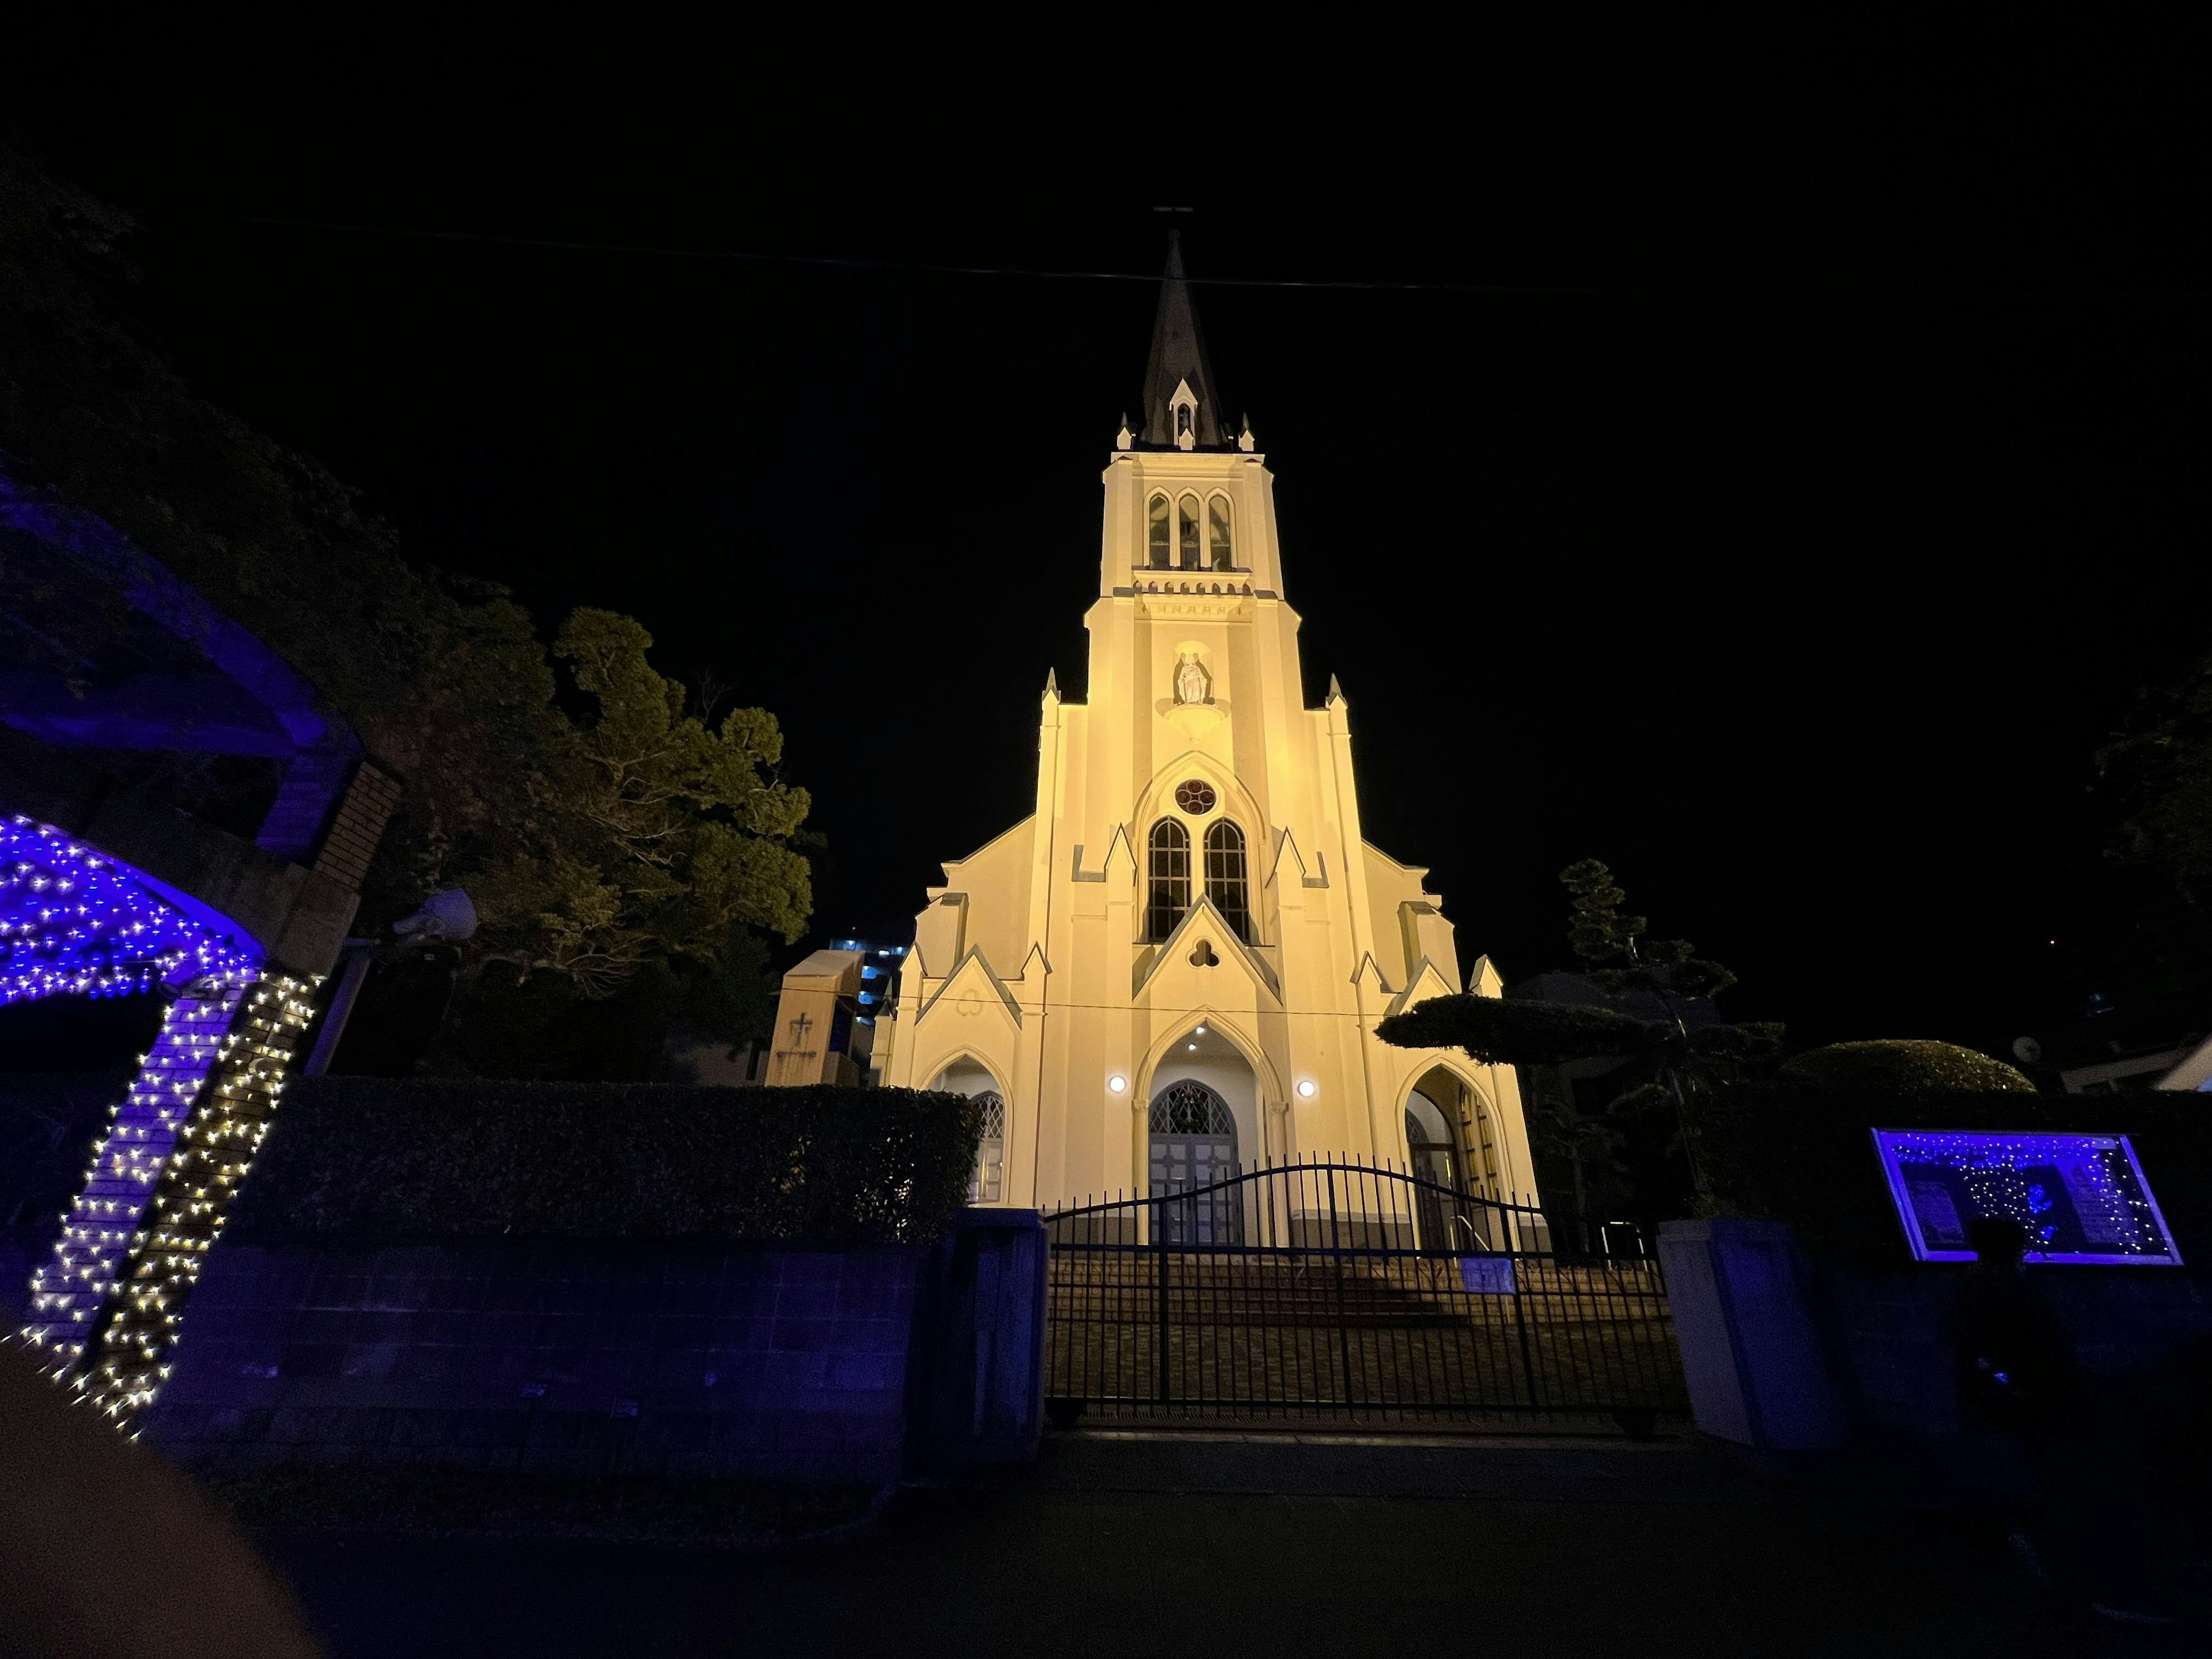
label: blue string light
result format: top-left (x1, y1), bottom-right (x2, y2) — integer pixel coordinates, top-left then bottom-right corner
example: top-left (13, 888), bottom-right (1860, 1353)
top-left (1872, 1128), bottom-right (2181, 1265)
top-left (2, 813), bottom-right (274, 1396)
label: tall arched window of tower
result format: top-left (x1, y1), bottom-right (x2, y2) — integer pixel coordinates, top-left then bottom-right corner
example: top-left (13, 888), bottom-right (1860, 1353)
top-left (1147, 494), bottom-right (1171, 569)
top-left (1204, 820), bottom-right (1253, 942)
top-left (1178, 494), bottom-right (1203, 569)
top-left (1146, 819), bottom-right (1191, 942)
top-left (1208, 495), bottom-right (1234, 570)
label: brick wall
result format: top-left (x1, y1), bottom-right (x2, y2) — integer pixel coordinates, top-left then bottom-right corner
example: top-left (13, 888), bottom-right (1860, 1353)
top-left (147, 1240), bottom-right (929, 1484)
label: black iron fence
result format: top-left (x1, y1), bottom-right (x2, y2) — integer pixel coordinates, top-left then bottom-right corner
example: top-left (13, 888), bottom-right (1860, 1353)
top-left (1042, 1158), bottom-right (1685, 1427)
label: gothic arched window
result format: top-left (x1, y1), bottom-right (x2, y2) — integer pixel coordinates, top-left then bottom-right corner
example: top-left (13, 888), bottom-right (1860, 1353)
top-left (968, 1092), bottom-right (1006, 1203)
top-left (1177, 494), bottom-right (1203, 569)
top-left (1208, 495), bottom-right (1234, 570)
top-left (1176, 403), bottom-right (1194, 440)
top-left (1145, 819), bottom-right (1191, 942)
top-left (1147, 494), bottom-right (1171, 569)
top-left (1203, 820), bottom-right (1252, 942)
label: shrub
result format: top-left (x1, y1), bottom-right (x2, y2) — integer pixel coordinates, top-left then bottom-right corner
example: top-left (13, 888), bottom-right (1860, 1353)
top-left (1780, 1039), bottom-right (2034, 1094)
top-left (1694, 1077), bottom-right (2212, 1266)
top-left (228, 1077), bottom-right (982, 1246)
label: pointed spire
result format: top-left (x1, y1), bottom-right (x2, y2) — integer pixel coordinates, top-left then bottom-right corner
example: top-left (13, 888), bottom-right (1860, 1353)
top-left (1327, 673), bottom-right (1344, 704)
top-left (1044, 668), bottom-right (1059, 699)
top-left (1141, 231), bottom-right (1225, 448)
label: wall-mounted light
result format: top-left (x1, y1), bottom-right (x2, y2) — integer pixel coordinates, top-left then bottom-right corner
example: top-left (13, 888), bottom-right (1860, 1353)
top-left (1296, 1079), bottom-right (1318, 1098)
top-left (1108, 1074), bottom-right (1127, 1093)
top-left (1194, 1023), bottom-right (1207, 1036)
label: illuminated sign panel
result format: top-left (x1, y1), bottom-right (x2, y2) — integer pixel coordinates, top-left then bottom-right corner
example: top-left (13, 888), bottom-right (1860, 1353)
top-left (1872, 1129), bottom-right (2182, 1266)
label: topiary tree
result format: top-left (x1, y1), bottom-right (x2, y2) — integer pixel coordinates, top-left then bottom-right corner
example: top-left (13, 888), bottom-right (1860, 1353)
top-left (1779, 1040), bottom-right (2035, 1095)
top-left (1381, 859), bottom-right (1784, 1222)
top-left (1562, 858), bottom-right (1738, 1001)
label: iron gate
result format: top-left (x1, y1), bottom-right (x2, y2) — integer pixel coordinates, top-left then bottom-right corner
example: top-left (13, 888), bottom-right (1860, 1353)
top-left (1043, 1159), bottom-right (1685, 1426)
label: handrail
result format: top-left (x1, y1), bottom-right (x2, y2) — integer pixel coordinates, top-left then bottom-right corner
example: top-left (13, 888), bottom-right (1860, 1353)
top-left (1039, 1156), bottom-right (1550, 1228)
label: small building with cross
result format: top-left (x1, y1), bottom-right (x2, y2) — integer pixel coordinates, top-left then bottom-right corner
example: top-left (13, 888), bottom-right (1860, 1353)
top-left (766, 947), bottom-right (870, 1088)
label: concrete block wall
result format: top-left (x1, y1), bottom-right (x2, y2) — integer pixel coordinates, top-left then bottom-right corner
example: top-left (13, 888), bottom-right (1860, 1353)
top-left (1823, 1263), bottom-right (2212, 1437)
top-left (147, 1240), bottom-right (929, 1484)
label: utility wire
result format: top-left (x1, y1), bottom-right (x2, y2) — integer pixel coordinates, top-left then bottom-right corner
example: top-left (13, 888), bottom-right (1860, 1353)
top-left (214, 213), bottom-right (2157, 300)
top-left (870, 995), bottom-right (1491, 1021)
top-left (221, 213), bottom-right (1613, 291)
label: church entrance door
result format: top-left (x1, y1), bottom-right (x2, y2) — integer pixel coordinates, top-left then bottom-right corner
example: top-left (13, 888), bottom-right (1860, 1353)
top-left (1148, 1078), bottom-right (1241, 1245)
top-left (1406, 1088), bottom-right (1484, 1252)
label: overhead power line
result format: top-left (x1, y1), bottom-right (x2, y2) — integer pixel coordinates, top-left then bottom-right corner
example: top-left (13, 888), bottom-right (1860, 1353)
top-left (215, 214), bottom-right (2177, 301)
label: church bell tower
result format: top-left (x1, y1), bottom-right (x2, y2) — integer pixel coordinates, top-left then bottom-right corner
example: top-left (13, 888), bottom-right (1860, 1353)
top-left (874, 236), bottom-right (1536, 1216)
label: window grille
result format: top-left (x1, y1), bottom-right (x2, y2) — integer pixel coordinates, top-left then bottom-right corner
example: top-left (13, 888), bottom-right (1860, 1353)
top-left (1178, 494), bottom-right (1203, 569)
top-left (1203, 820), bottom-right (1252, 942)
top-left (1149, 1078), bottom-right (1236, 1135)
top-left (1147, 494), bottom-right (1171, 568)
top-left (1145, 819), bottom-right (1190, 942)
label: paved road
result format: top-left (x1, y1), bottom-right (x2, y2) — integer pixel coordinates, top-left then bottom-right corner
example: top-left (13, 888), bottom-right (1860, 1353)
top-left (262, 1433), bottom-right (2198, 1657)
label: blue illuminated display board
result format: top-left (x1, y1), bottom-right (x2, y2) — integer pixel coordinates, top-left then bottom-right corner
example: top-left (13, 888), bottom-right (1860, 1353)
top-left (1872, 1128), bottom-right (2182, 1266)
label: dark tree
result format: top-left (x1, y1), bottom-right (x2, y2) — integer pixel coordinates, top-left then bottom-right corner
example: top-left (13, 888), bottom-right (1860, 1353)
top-left (1561, 858), bottom-right (1737, 1001)
top-left (1377, 860), bottom-right (1782, 1221)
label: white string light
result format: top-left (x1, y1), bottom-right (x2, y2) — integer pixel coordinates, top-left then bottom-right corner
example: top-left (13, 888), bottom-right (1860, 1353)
top-left (0, 817), bottom-right (321, 1422)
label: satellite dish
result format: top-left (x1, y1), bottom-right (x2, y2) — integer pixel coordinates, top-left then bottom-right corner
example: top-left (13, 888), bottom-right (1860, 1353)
top-left (2012, 1036), bottom-right (2044, 1065)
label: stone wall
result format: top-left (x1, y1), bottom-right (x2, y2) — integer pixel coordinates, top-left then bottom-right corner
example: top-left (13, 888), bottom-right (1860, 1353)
top-left (147, 1240), bottom-right (929, 1484)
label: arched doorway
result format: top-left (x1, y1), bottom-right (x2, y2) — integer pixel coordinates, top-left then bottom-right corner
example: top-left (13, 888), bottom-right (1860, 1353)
top-left (1146, 1024), bottom-right (1256, 1244)
top-left (1404, 1088), bottom-right (1467, 1253)
top-left (1406, 1066), bottom-right (1503, 1251)
top-left (1150, 1079), bottom-right (1239, 1243)
top-left (932, 1059), bottom-right (1006, 1205)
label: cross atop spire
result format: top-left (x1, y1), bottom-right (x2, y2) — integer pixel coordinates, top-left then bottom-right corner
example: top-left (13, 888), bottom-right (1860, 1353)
top-left (1140, 231), bottom-right (1226, 448)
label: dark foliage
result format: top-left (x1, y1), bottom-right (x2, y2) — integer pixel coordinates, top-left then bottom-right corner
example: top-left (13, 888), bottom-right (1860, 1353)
top-left (1694, 1078), bottom-right (2212, 1266)
top-left (0, 151), bottom-right (809, 1075)
top-left (1377, 994), bottom-right (1785, 1073)
top-left (228, 1077), bottom-right (982, 1246)
top-left (2099, 649), bottom-right (2212, 904)
top-left (1684, 1022), bottom-right (1789, 1062)
top-left (1560, 858), bottom-right (1738, 1001)
top-left (1780, 1039), bottom-right (2034, 1095)
top-left (1376, 994), bottom-right (1665, 1066)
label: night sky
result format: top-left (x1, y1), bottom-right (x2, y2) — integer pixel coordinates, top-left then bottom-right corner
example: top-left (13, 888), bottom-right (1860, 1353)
top-left (12, 20), bottom-right (2212, 1056)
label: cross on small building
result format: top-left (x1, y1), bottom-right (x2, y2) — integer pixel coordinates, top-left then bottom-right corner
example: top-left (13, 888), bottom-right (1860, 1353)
top-left (789, 1012), bottom-right (813, 1047)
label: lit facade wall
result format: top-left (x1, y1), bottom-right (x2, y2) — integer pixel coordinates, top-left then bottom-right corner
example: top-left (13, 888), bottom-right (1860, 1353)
top-left (877, 440), bottom-right (1535, 1210)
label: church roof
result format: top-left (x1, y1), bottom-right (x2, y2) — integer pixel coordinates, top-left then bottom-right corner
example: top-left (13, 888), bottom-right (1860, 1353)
top-left (1140, 232), bottom-right (1230, 448)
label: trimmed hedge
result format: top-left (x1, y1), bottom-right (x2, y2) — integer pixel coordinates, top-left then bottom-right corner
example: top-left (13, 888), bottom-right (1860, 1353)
top-left (228, 1078), bottom-right (983, 1246)
top-left (1779, 1040), bottom-right (2034, 1094)
top-left (1694, 1078), bottom-right (2212, 1267)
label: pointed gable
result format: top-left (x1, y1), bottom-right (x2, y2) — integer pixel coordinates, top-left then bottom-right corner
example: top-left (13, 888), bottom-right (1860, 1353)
top-left (1134, 894), bottom-right (1282, 1003)
top-left (1385, 957), bottom-right (1460, 1021)
top-left (919, 945), bottom-right (1023, 1031)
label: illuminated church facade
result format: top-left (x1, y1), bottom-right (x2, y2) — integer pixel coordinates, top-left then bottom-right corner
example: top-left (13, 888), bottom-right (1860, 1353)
top-left (870, 241), bottom-right (1535, 1211)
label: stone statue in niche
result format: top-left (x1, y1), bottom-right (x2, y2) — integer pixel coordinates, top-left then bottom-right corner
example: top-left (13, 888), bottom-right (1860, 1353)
top-left (1174, 652), bottom-right (1211, 706)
